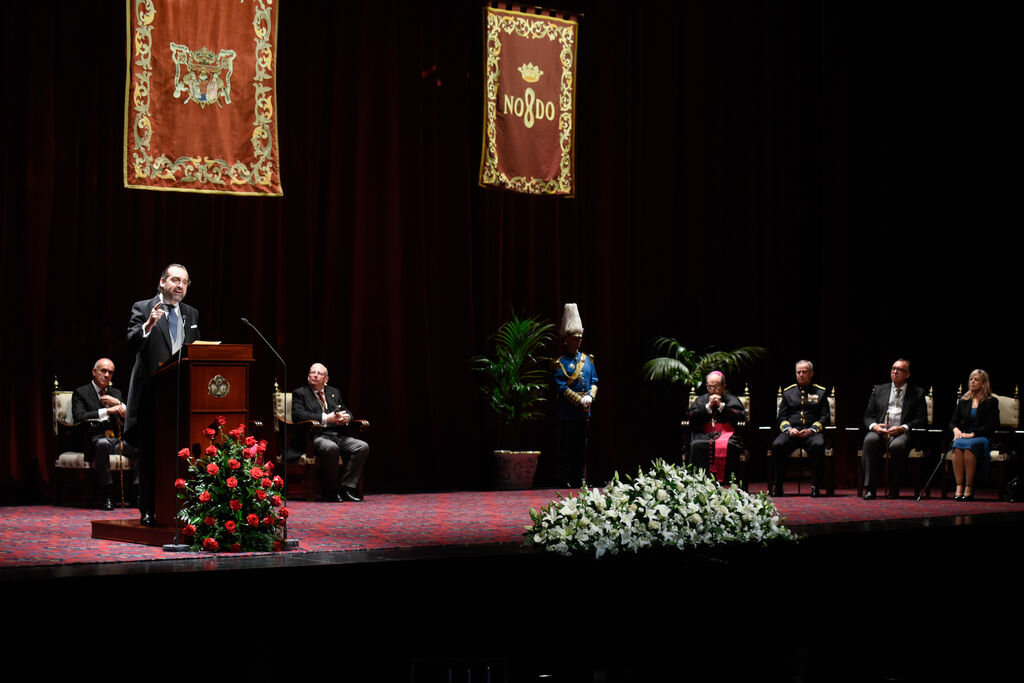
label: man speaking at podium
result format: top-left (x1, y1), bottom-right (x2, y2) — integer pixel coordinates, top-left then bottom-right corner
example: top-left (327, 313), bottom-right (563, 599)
top-left (124, 264), bottom-right (201, 525)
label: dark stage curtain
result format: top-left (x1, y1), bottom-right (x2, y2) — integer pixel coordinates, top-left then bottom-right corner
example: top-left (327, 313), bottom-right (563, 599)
top-left (2, 2), bottom-right (1017, 501)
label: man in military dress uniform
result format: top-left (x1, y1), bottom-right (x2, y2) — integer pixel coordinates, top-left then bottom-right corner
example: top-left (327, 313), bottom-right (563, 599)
top-left (554, 303), bottom-right (597, 488)
top-left (771, 360), bottom-right (830, 497)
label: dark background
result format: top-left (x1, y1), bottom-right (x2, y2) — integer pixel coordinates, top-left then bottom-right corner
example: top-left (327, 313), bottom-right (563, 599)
top-left (2, 1), bottom-right (1017, 502)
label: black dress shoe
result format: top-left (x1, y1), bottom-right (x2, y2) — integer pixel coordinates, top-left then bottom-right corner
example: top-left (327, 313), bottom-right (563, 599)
top-left (100, 494), bottom-right (114, 511)
top-left (340, 488), bottom-right (363, 503)
top-left (140, 511), bottom-right (155, 526)
top-left (810, 486), bottom-right (821, 498)
top-left (863, 489), bottom-right (876, 501)
top-left (886, 489), bottom-right (900, 499)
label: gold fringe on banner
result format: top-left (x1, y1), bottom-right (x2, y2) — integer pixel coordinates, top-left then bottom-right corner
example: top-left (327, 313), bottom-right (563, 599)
top-left (479, 4), bottom-right (578, 197)
top-left (124, 0), bottom-right (283, 196)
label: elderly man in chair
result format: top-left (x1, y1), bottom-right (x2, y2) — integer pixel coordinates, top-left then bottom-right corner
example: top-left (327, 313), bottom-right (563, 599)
top-left (291, 363), bottom-right (369, 502)
top-left (687, 371), bottom-right (746, 483)
top-left (72, 358), bottom-right (133, 510)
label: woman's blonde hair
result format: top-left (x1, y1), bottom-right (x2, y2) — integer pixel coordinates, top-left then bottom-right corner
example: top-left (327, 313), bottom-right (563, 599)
top-left (961, 368), bottom-right (992, 401)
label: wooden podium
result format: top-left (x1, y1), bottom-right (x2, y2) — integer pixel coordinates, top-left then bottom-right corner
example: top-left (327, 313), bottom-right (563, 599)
top-left (92, 344), bottom-right (255, 546)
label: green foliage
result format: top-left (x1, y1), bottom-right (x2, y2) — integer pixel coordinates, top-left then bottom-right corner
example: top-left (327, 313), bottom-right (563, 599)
top-left (176, 419), bottom-right (287, 553)
top-left (469, 313), bottom-right (555, 449)
top-left (642, 337), bottom-right (766, 391)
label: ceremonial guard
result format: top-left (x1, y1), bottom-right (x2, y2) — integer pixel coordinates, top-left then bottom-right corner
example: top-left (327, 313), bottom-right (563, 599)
top-left (554, 303), bottom-right (597, 488)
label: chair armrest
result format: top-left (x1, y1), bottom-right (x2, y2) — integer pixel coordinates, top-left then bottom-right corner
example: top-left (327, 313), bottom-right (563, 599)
top-left (277, 417), bottom-right (322, 428)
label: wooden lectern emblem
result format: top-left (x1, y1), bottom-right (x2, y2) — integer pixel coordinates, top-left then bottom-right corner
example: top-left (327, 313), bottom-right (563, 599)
top-left (208, 375), bottom-right (230, 398)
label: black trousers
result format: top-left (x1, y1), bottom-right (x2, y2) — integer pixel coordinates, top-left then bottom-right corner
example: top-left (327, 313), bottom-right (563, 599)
top-left (556, 419), bottom-right (588, 487)
top-left (772, 432), bottom-right (825, 488)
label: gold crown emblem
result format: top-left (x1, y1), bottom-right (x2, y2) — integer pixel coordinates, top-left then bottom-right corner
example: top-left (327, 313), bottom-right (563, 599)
top-left (518, 63), bottom-right (543, 83)
top-left (193, 46), bottom-right (216, 63)
top-left (189, 46), bottom-right (219, 73)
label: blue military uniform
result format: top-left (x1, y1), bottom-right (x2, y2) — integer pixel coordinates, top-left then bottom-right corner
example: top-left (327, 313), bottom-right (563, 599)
top-left (772, 382), bottom-right (830, 494)
top-left (555, 352), bottom-right (598, 420)
top-left (554, 351), bottom-right (597, 486)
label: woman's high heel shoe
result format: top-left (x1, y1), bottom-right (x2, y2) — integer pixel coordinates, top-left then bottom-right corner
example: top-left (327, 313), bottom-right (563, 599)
top-left (962, 486), bottom-right (974, 502)
top-left (954, 484), bottom-right (965, 501)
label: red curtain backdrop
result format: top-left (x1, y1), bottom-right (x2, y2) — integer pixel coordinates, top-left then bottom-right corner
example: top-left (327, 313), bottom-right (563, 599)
top-left (1, 2), bottom-right (1018, 502)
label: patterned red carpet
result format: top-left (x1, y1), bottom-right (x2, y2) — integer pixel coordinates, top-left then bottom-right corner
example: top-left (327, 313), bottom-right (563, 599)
top-left (757, 485), bottom-right (1024, 525)
top-left (2, 488), bottom-right (1022, 569)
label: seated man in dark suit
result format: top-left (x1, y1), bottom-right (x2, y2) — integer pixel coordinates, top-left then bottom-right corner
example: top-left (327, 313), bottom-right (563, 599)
top-left (687, 371), bottom-right (746, 483)
top-left (291, 363), bottom-right (369, 502)
top-left (860, 358), bottom-right (928, 499)
top-left (72, 358), bottom-right (132, 510)
top-left (772, 360), bottom-right (830, 497)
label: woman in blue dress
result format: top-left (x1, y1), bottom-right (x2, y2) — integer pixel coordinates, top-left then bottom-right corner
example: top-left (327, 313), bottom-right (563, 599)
top-left (949, 369), bottom-right (1000, 501)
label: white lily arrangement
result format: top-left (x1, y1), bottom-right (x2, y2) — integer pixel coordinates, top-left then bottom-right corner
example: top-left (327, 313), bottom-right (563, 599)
top-left (525, 459), bottom-right (794, 557)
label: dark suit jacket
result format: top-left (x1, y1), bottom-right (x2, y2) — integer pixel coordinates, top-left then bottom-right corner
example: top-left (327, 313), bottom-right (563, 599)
top-left (688, 392), bottom-right (746, 432)
top-left (949, 395), bottom-right (1000, 438)
top-left (289, 384), bottom-right (350, 456)
top-left (124, 295), bottom-right (200, 439)
top-left (72, 382), bottom-right (124, 461)
top-left (688, 392), bottom-right (746, 453)
top-left (862, 383), bottom-right (928, 441)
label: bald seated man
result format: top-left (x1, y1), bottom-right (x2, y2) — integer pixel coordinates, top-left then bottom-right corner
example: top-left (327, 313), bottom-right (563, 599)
top-left (72, 358), bottom-right (133, 510)
top-left (686, 370), bottom-right (746, 483)
top-left (291, 363), bottom-right (369, 502)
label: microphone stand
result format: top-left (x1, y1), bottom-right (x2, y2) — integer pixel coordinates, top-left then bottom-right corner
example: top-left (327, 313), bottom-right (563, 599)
top-left (241, 317), bottom-right (298, 548)
top-left (163, 323), bottom-right (191, 551)
top-left (918, 438), bottom-right (952, 502)
top-left (113, 411), bottom-right (127, 508)
top-left (883, 414), bottom-right (891, 496)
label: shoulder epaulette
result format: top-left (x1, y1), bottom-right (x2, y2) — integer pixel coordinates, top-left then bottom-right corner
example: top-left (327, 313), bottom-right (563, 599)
top-left (813, 384), bottom-right (827, 391)
top-left (783, 383), bottom-right (798, 390)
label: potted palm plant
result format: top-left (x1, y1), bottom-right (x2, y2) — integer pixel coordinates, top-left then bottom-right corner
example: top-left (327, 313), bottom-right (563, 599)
top-left (643, 338), bottom-right (767, 465)
top-left (469, 312), bottom-right (555, 489)
top-left (642, 337), bottom-right (766, 392)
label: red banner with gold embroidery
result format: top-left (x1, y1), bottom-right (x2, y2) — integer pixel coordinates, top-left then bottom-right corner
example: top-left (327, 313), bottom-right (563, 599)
top-left (124, 0), bottom-right (282, 196)
top-left (479, 5), bottom-right (578, 196)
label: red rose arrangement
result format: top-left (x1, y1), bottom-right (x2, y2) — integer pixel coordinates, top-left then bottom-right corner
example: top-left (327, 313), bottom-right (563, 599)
top-left (176, 416), bottom-right (286, 552)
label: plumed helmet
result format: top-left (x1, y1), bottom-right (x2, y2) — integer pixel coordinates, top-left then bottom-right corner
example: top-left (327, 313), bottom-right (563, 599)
top-left (560, 303), bottom-right (583, 337)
